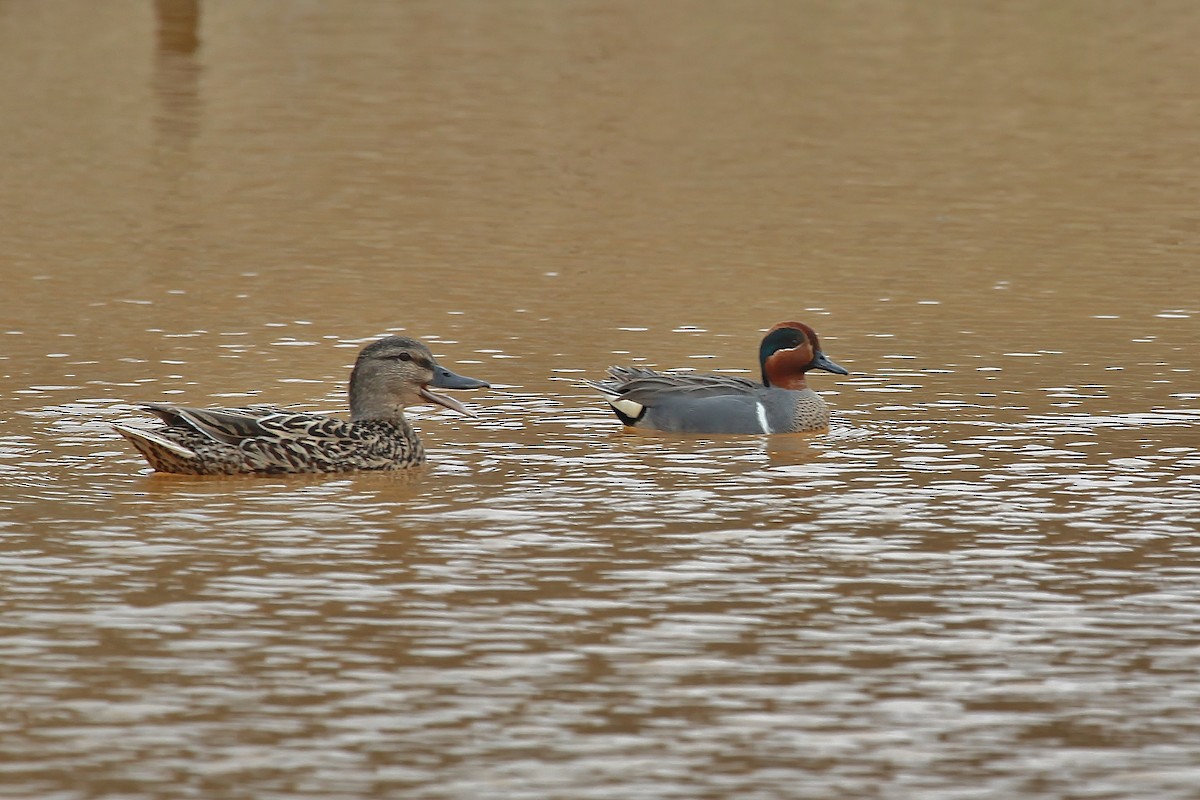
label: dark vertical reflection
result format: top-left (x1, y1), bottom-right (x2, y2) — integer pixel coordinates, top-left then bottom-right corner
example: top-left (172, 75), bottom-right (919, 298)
top-left (153, 0), bottom-right (201, 145)
top-left (152, 0), bottom-right (203, 260)
top-left (156, 0), bottom-right (199, 54)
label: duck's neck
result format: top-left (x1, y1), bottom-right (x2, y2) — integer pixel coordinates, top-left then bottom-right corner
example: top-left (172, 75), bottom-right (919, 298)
top-left (767, 374), bottom-right (809, 390)
top-left (762, 347), bottom-right (812, 390)
top-left (350, 402), bottom-right (409, 423)
top-left (348, 379), bottom-right (407, 423)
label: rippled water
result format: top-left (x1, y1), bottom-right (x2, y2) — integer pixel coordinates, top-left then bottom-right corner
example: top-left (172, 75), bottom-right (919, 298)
top-left (4, 2), bottom-right (1200, 799)
top-left (9, 355), bottom-right (1200, 798)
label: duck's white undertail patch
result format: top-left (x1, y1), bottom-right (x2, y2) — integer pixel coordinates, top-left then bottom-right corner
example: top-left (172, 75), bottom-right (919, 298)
top-left (611, 398), bottom-right (644, 419)
top-left (755, 401), bottom-right (771, 434)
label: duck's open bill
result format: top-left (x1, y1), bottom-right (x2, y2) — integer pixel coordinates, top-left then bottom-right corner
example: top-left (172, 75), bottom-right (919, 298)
top-left (420, 386), bottom-right (476, 417)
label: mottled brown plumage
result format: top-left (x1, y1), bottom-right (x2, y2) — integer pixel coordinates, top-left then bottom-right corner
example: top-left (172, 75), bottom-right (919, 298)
top-left (113, 337), bottom-right (489, 474)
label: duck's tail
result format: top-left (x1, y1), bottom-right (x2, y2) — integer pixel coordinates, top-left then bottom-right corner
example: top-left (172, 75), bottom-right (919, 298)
top-left (581, 376), bottom-right (646, 426)
top-left (112, 424), bottom-right (198, 473)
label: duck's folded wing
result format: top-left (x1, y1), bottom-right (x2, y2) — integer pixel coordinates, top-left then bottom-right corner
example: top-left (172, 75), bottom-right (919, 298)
top-left (165, 406), bottom-right (279, 445)
top-left (139, 403), bottom-right (332, 446)
top-left (606, 370), bottom-right (761, 404)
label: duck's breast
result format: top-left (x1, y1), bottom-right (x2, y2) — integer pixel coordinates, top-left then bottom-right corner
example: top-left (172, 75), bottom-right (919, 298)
top-left (766, 388), bottom-right (829, 433)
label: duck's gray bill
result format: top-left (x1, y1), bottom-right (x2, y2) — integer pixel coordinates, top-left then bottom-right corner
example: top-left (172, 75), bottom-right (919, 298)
top-left (812, 351), bottom-right (849, 375)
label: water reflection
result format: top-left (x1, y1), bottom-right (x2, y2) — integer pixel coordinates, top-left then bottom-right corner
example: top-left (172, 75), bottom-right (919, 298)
top-left (151, 0), bottom-right (203, 257)
top-left (153, 0), bottom-right (201, 145)
top-left (156, 0), bottom-right (200, 55)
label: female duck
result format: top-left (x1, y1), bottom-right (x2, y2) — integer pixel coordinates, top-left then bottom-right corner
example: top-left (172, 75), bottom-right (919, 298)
top-left (114, 336), bottom-right (489, 474)
top-left (587, 321), bottom-right (848, 434)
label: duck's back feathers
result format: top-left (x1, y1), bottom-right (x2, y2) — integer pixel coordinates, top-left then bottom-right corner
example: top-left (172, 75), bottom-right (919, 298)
top-left (141, 402), bottom-right (286, 444)
top-left (590, 366), bottom-right (762, 402)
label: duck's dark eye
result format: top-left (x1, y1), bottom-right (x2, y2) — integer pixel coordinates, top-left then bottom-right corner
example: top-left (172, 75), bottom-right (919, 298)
top-left (395, 352), bottom-right (412, 362)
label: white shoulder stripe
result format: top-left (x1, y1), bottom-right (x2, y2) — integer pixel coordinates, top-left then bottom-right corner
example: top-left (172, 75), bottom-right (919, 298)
top-left (755, 401), bottom-right (771, 434)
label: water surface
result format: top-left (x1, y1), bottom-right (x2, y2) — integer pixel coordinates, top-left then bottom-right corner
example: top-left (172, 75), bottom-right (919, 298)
top-left (2, 2), bottom-right (1199, 798)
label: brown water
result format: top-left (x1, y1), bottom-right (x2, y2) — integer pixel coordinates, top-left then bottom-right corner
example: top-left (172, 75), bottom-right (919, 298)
top-left (3, 2), bottom-right (1200, 798)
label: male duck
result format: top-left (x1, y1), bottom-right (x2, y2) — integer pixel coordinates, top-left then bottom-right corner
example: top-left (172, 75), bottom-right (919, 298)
top-left (586, 321), bottom-right (848, 434)
top-left (113, 336), bottom-right (489, 474)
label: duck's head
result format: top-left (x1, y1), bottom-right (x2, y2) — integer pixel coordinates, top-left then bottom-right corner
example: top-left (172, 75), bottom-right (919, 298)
top-left (758, 321), bottom-right (849, 389)
top-left (349, 336), bottom-right (490, 421)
